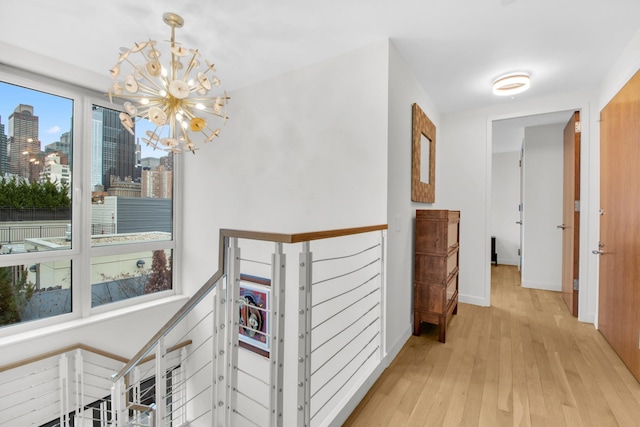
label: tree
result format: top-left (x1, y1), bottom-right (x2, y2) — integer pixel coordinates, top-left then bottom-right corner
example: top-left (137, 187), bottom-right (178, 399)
top-left (0, 267), bottom-right (20, 326)
top-left (0, 267), bottom-right (33, 326)
top-left (0, 176), bottom-right (71, 208)
top-left (145, 250), bottom-right (172, 294)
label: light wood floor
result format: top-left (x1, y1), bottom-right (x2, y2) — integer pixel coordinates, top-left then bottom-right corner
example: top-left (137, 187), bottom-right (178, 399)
top-left (343, 265), bottom-right (640, 427)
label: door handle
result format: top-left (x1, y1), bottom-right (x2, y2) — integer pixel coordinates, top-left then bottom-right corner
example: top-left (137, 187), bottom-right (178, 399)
top-left (557, 224), bottom-right (566, 229)
top-left (516, 221), bottom-right (522, 225)
top-left (593, 242), bottom-right (606, 255)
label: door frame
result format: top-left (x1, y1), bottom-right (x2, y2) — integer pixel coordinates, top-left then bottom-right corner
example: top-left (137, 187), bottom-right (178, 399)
top-left (487, 102), bottom-right (595, 323)
top-left (561, 111), bottom-right (581, 316)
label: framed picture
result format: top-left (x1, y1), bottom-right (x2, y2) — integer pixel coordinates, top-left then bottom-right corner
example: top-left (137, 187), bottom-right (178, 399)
top-left (238, 274), bottom-right (271, 357)
top-left (412, 103), bottom-right (436, 203)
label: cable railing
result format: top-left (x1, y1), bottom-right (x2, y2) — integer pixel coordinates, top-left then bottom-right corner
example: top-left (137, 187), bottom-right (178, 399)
top-left (0, 224), bottom-right (387, 427)
top-left (0, 342), bottom-right (190, 427)
top-left (110, 224), bottom-right (387, 427)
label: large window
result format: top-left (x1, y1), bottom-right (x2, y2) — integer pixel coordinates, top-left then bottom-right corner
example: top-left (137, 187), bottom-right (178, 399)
top-left (89, 104), bottom-right (173, 307)
top-left (0, 68), bottom-right (176, 329)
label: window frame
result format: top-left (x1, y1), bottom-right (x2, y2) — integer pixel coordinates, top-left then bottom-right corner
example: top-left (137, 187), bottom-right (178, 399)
top-left (0, 65), bottom-right (180, 337)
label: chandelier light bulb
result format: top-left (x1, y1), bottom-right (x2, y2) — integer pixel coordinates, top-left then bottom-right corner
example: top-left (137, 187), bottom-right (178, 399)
top-left (107, 12), bottom-right (229, 154)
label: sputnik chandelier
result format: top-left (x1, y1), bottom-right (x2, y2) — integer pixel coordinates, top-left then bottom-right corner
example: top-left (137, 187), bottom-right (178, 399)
top-left (108, 12), bottom-right (229, 154)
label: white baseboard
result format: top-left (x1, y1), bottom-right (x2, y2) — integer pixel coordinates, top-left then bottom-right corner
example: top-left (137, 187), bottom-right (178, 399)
top-left (494, 258), bottom-right (519, 266)
top-left (459, 293), bottom-right (490, 307)
top-left (521, 280), bottom-right (561, 292)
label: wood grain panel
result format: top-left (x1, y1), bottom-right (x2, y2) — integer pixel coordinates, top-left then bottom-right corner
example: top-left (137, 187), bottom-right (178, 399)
top-left (561, 111), bottom-right (580, 316)
top-left (412, 103), bottom-right (436, 203)
top-left (599, 69), bottom-right (640, 381)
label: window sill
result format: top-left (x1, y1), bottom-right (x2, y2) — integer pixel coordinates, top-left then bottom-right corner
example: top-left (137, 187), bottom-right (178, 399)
top-left (0, 294), bottom-right (189, 351)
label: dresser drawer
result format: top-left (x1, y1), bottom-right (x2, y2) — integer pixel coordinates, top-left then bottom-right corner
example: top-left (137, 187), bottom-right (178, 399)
top-left (415, 249), bottom-right (458, 284)
top-left (414, 282), bottom-right (444, 314)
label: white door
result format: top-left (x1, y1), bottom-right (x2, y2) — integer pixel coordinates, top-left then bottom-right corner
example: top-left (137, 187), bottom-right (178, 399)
top-left (521, 124), bottom-right (564, 291)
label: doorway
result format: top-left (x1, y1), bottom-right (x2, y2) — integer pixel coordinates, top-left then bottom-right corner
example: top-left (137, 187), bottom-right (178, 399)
top-left (491, 110), bottom-right (577, 295)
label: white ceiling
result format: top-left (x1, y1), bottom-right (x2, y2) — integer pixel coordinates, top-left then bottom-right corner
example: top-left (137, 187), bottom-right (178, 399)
top-left (1, 0), bottom-right (639, 116)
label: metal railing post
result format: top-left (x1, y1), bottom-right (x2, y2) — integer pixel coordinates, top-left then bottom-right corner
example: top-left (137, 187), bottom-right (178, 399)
top-left (379, 230), bottom-right (387, 360)
top-left (297, 242), bottom-right (312, 427)
top-left (227, 237), bottom-right (240, 425)
top-left (111, 378), bottom-right (124, 427)
top-left (59, 353), bottom-right (69, 427)
top-left (215, 236), bottom-right (237, 426)
top-left (176, 347), bottom-right (188, 425)
top-left (155, 337), bottom-right (167, 426)
top-left (270, 243), bottom-right (286, 427)
top-left (100, 400), bottom-right (108, 427)
top-left (131, 367), bottom-right (141, 425)
top-left (74, 349), bottom-right (84, 424)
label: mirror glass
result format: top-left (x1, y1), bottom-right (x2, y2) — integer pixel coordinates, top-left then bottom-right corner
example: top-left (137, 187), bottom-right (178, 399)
top-left (420, 134), bottom-right (431, 184)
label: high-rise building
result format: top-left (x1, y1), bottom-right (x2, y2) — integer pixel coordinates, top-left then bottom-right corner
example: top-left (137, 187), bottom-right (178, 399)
top-left (0, 116), bottom-right (7, 176)
top-left (142, 165), bottom-right (173, 199)
top-left (92, 105), bottom-right (139, 191)
top-left (44, 131), bottom-right (71, 164)
top-left (8, 104), bottom-right (40, 180)
top-left (160, 153), bottom-right (173, 171)
top-left (140, 157), bottom-right (160, 171)
top-left (39, 153), bottom-right (71, 191)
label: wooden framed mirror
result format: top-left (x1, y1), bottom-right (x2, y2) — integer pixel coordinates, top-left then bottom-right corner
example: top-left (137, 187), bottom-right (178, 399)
top-left (412, 103), bottom-right (436, 203)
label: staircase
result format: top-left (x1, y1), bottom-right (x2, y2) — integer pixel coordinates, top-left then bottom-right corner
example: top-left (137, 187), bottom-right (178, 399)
top-left (0, 225), bottom-right (387, 426)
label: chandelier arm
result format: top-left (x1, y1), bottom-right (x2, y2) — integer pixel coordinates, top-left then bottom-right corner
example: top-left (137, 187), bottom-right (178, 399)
top-left (120, 56), bottom-right (167, 94)
top-left (181, 53), bottom-right (200, 82)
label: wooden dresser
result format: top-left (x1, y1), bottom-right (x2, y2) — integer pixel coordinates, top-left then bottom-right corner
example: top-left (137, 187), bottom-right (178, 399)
top-left (413, 210), bottom-right (460, 342)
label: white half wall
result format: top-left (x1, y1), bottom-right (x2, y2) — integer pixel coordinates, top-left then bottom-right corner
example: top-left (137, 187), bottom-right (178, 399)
top-left (491, 151), bottom-right (520, 266)
top-left (0, 296), bottom-right (187, 366)
top-left (521, 124), bottom-right (564, 291)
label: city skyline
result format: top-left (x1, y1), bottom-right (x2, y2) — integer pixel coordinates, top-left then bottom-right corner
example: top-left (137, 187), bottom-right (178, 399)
top-left (0, 81), bottom-right (164, 159)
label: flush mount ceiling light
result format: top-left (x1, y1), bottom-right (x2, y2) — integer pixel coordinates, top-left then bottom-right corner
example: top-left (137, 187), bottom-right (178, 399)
top-left (492, 73), bottom-right (531, 96)
top-left (108, 12), bottom-right (229, 154)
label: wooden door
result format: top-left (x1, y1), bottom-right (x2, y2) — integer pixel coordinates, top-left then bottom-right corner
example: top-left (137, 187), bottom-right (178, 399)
top-left (599, 69), bottom-right (640, 381)
top-left (518, 146), bottom-right (524, 272)
top-left (561, 111), bottom-right (580, 316)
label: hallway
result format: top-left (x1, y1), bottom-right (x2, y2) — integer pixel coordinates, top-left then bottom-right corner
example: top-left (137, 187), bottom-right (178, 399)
top-left (343, 265), bottom-right (640, 426)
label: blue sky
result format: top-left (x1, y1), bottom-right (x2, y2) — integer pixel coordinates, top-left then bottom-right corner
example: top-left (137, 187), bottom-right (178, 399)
top-left (0, 81), bottom-right (72, 148)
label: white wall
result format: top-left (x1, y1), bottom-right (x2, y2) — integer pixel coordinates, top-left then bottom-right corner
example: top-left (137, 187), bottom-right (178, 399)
top-left (521, 124), bottom-right (564, 291)
top-left (491, 151), bottom-right (520, 266)
top-left (600, 29), bottom-right (640, 110)
top-left (180, 41), bottom-right (390, 295)
top-left (386, 41), bottom-right (442, 356)
top-left (180, 41), bottom-right (391, 427)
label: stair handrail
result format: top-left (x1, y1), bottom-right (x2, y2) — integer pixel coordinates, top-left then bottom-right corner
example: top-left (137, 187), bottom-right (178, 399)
top-left (0, 340), bottom-right (193, 374)
top-left (0, 343), bottom-right (129, 373)
top-left (112, 224), bottom-right (387, 382)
